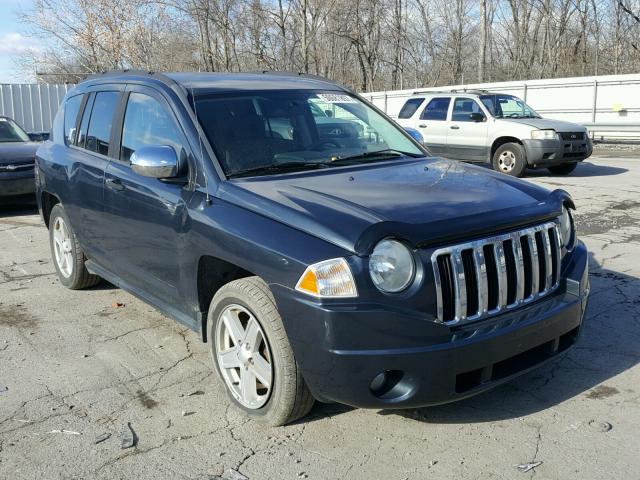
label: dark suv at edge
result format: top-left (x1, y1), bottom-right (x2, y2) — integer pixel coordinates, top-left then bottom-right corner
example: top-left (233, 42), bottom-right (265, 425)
top-left (36, 71), bottom-right (590, 425)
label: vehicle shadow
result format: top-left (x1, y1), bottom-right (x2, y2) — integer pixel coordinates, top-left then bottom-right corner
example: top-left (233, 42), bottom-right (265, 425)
top-left (0, 199), bottom-right (38, 218)
top-left (526, 161), bottom-right (628, 178)
top-left (307, 251), bottom-right (639, 424)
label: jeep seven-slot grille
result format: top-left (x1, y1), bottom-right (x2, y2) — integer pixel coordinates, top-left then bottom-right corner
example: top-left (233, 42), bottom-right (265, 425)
top-left (431, 222), bottom-right (561, 325)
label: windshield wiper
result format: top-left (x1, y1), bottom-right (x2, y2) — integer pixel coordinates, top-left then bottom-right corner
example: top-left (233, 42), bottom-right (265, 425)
top-left (227, 161), bottom-right (328, 179)
top-left (330, 149), bottom-right (422, 165)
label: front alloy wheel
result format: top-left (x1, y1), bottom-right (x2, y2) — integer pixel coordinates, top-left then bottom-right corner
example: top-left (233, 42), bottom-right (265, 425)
top-left (207, 277), bottom-right (315, 425)
top-left (215, 304), bottom-right (273, 409)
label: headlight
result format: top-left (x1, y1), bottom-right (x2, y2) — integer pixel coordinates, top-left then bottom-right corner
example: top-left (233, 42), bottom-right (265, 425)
top-left (369, 239), bottom-right (415, 293)
top-left (531, 129), bottom-right (557, 140)
top-left (559, 206), bottom-right (575, 251)
top-left (295, 258), bottom-right (357, 298)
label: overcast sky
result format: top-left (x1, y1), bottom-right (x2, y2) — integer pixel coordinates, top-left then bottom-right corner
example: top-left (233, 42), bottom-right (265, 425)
top-left (0, 0), bottom-right (38, 83)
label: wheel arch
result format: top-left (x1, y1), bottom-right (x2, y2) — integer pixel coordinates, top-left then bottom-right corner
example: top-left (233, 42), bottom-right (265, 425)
top-left (40, 191), bottom-right (61, 229)
top-left (490, 136), bottom-right (524, 161)
top-left (197, 255), bottom-right (256, 342)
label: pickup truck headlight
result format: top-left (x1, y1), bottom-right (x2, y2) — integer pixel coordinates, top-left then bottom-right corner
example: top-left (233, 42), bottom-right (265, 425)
top-left (369, 239), bottom-right (415, 293)
top-left (531, 129), bottom-right (558, 140)
top-left (559, 206), bottom-right (575, 251)
top-left (295, 258), bottom-right (358, 298)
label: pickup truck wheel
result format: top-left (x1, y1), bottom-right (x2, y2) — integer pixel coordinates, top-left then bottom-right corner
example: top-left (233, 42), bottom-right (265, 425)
top-left (48, 204), bottom-right (101, 290)
top-left (548, 162), bottom-right (578, 175)
top-left (492, 143), bottom-right (526, 177)
top-left (207, 277), bottom-right (315, 426)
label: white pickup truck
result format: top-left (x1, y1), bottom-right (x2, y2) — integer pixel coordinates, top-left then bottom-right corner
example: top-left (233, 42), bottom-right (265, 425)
top-left (396, 90), bottom-right (593, 177)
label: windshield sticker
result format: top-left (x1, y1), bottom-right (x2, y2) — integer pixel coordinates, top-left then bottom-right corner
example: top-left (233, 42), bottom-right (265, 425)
top-left (316, 93), bottom-right (357, 104)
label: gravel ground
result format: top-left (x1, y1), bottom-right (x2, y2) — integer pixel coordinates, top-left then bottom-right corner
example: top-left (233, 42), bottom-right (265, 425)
top-left (1, 156), bottom-right (639, 480)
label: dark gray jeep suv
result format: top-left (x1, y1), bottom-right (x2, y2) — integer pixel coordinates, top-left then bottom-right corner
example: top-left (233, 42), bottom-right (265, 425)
top-left (36, 71), bottom-right (590, 425)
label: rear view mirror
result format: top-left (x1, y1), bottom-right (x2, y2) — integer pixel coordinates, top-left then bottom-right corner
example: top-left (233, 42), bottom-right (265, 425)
top-left (130, 145), bottom-right (180, 179)
top-left (469, 112), bottom-right (485, 122)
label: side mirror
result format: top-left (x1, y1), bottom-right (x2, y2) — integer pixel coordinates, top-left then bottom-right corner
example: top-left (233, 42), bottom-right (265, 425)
top-left (403, 127), bottom-right (424, 144)
top-left (469, 112), bottom-right (485, 122)
top-left (130, 145), bottom-right (180, 179)
top-left (28, 132), bottom-right (49, 142)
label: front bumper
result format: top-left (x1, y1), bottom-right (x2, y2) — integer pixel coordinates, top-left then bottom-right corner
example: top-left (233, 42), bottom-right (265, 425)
top-left (0, 175), bottom-right (36, 197)
top-left (274, 241), bottom-right (589, 408)
top-left (523, 138), bottom-right (593, 167)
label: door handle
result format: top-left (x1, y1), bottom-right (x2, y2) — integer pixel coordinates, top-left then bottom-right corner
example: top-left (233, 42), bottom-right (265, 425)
top-left (450, 125), bottom-right (460, 130)
top-left (418, 124), bottom-right (427, 128)
top-left (106, 178), bottom-right (125, 192)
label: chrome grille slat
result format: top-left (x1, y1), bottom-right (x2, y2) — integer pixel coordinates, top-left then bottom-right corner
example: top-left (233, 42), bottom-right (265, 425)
top-left (431, 222), bottom-right (562, 325)
top-left (494, 242), bottom-right (508, 310)
top-left (473, 247), bottom-right (488, 316)
top-left (513, 234), bottom-right (525, 304)
top-left (528, 233), bottom-right (540, 296)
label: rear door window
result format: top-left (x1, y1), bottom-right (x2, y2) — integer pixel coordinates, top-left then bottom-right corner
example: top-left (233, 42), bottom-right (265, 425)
top-left (120, 93), bottom-right (183, 163)
top-left (64, 94), bottom-right (83, 145)
top-left (420, 97), bottom-right (451, 121)
top-left (85, 91), bottom-right (119, 156)
top-left (398, 98), bottom-right (425, 119)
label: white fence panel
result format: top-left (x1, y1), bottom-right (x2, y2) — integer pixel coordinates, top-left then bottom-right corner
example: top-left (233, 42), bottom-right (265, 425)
top-left (0, 84), bottom-right (73, 133)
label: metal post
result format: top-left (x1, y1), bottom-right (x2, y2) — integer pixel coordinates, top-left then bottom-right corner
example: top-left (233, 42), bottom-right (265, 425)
top-left (523, 83), bottom-right (528, 102)
top-left (384, 91), bottom-right (388, 114)
top-left (591, 80), bottom-right (598, 123)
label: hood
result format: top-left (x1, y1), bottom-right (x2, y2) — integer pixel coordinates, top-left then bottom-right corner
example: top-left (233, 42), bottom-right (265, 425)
top-left (218, 158), bottom-right (571, 255)
top-left (507, 117), bottom-right (587, 132)
top-left (0, 142), bottom-right (39, 165)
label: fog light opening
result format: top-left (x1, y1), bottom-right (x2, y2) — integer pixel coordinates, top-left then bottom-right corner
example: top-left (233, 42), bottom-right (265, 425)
top-left (370, 370), bottom-right (410, 400)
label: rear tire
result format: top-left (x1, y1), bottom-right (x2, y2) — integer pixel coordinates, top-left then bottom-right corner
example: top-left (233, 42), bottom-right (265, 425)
top-left (207, 277), bottom-right (315, 426)
top-left (492, 142), bottom-right (527, 177)
top-left (548, 162), bottom-right (578, 175)
top-left (49, 204), bottom-right (101, 290)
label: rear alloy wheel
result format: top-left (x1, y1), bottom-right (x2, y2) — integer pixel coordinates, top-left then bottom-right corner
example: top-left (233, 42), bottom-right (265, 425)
top-left (207, 277), bottom-right (315, 426)
top-left (548, 162), bottom-right (578, 175)
top-left (492, 142), bottom-right (526, 177)
top-left (48, 204), bottom-right (101, 290)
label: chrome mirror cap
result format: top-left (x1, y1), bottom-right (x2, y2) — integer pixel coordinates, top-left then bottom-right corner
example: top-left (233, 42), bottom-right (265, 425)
top-left (130, 145), bottom-right (179, 179)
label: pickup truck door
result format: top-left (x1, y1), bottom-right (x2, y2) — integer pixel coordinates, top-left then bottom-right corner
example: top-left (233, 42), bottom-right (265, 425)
top-left (102, 86), bottom-right (194, 311)
top-left (415, 97), bottom-right (452, 155)
top-left (445, 97), bottom-right (490, 162)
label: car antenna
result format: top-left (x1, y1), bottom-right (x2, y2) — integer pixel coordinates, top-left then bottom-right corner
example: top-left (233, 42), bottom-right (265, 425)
top-left (189, 85), bottom-right (212, 206)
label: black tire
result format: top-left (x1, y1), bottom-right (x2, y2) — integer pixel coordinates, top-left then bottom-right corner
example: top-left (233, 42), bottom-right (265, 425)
top-left (492, 142), bottom-right (527, 177)
top-left (48, 204), bottom-right (101, 290)
top-left (548, 162), bottom-right (578, 175)
top-left (207, 277), bottom-right (314, 426)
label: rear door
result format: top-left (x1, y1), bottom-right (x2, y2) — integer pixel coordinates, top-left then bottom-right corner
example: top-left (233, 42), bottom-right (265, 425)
top-left (446, 96), bottom-right (490, 161)
top-left (415, 97), bottom-right (451, 155)
top-left (102, 85), bottom-right (194, 309)
top-left (63, 88), bottom-right (123, 263)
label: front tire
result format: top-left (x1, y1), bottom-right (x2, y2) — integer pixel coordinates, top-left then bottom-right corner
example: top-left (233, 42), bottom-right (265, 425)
top-left (207, 277), bottom-right (314, 426)
top-left (49, 204), bottom-right (101, 290)
top-left (492, 142), bottom-right (527, 177)
top-left (548, 162), bottom-right (578, 175)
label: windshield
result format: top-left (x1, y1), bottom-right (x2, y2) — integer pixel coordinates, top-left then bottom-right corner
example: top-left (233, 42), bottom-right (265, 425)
top-left (0, 117), bottom-right (30, 143)
top-left (194, 90), bottom-right (424, 178)
top-left (479, 94), bottom-right (540, 119)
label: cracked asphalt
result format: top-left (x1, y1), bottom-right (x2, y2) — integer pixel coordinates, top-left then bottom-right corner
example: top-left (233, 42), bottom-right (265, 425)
top-left (1, 154), bottom-right (639, 480)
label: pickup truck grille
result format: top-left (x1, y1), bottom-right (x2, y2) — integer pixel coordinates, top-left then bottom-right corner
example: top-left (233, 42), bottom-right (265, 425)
top-left (559, 132), bottom-right (585, 141)
top-left (431, 222), bottom-right (561, 325)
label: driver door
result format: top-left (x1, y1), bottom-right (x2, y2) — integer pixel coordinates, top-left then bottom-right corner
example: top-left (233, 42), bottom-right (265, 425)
top-left (446, 97), bottom-right (489, 161)
top-left (102, 85), bottom-right (194, 310)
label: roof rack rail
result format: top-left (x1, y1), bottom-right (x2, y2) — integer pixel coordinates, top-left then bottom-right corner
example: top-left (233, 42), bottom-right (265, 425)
top-left (411, 88), bottom-right (492, 95)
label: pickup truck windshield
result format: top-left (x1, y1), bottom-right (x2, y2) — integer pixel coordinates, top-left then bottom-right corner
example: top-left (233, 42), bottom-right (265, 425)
top-left (479, 94), bottom-right (541, 119)
top-left (194, 90), bottom-right (424, 178)
top-left (0, 118), bottom-right (30, 143)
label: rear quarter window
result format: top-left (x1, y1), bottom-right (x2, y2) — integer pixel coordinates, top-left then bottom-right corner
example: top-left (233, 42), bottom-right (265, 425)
top-left (63, 94), bottom-right (83, 145)
top-left (398, 98), bottom-right (425, 119)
